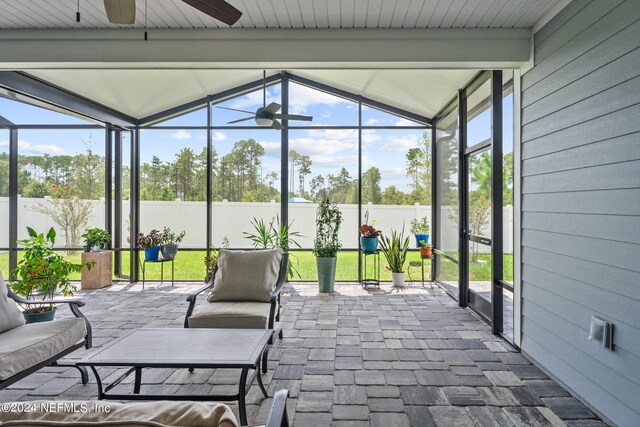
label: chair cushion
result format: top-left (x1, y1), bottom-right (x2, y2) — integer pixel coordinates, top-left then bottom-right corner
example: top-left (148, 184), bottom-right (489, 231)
top-left (0, 318), bottom-right (86, 381)
top-left (208, 249), bottom-right (283, 303)
top-left (0, 272), bottom-right (25, 334)
top-left (188, 301), bottom-right (271, 329)
top-left (0, 400), bottom-right (238, 426)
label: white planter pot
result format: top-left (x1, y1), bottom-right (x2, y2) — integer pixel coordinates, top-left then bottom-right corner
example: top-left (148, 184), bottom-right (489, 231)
top-left (391, 272), bottom-right (406, 287)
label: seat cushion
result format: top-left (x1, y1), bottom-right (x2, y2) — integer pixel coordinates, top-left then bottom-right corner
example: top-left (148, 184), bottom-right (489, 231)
top-left (0, 272), bottom-right (25, 334)
top-left (0, 317), bottom-right (86, 380)
top-left (208, 249), bottom-right (283, 303)
top-left (0, 400), bottom-right (238, 427)
top-left (188, 301), bottom-right (271, 329)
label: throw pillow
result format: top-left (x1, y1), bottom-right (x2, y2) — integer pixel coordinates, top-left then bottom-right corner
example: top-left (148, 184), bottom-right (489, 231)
top-left (208, 249), bottom-right (284, 303)
top-left (0, 271), bottom-right (25, 333)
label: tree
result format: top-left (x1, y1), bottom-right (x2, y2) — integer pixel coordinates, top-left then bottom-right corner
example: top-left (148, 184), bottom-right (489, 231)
top-left (381, 185), bottom-right (408, 205)
top-left (309, 175), bottom-right (326, 201)
top-left (32, 184), bottom-right (94, 248)
top-left (288, 150), bottom-right (300, 196)
top-left (298, 155), bottom-right (312, 197)
top-left (361, 167), bottom-right (382, 204)
top-left (405, 131), bottom-right (432, 204)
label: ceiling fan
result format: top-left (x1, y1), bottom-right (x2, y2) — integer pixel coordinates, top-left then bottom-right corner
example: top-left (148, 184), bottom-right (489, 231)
top-left (217, 72), bottom-right (313, 129)
top-left (103, 0), bottom-right (242, 26)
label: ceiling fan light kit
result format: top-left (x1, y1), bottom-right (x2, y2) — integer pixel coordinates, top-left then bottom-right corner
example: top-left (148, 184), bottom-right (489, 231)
top-left (103, 0), bottom-right (136, 25)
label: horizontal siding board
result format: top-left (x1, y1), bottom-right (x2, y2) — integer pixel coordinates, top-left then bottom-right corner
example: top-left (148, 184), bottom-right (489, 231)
top-left (523, 0), bottom-right (640, 90)
top-left (522, 247), bottom-right (640, 299)
top-left (534, 0), bottom-right (622, 63)
top-left (533, 0), bottom-right (591, 47)
top-left (523, 19), bottom-right (640, 108)
top-left (522, 211), bottom-right (640, 245)
top-left (522, 292), bottom-right (640, 385)
top-left (522, 134), bottom-right (640, 176)
top-left (522, 104), bottom-right (640, 160)
top-left (521, 315), bottom-right (640, 426)
top-left (522, 189), bottom-right (640, 216)
top-left (522, 160), bottom-right (640, 194)
top-left (523, 269), bottom-right (640, 349)
top-left (522, 229), bottom-right (640, 274)
top-left (523, 46), bottom-right (640, 124)
top-left (522, 75), bottom-right (640, 142)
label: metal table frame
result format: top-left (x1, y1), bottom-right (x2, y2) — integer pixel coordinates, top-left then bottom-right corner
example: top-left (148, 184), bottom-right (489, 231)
top-left (361, 250), bottom-right (381, 289)
top-left (78, 328), bottom-right (272, 426)
top-left (408, 254), bottom-right (434, 287)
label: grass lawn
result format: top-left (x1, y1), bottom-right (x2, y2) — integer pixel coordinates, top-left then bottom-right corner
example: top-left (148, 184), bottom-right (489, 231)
top-left (0, 249), bottom-right (513, 284)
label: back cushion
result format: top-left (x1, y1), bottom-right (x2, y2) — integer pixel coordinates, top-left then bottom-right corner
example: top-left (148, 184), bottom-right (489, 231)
top-left (208, 249), bottom-right (283, 303)
top-left (0, 271), bottom-right (25, 334)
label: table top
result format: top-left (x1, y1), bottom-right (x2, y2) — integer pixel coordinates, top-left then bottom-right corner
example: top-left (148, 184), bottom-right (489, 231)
top-left (78, 328), bottom-right (272, 368)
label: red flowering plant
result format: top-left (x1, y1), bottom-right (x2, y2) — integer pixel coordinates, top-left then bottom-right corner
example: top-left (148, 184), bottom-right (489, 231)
top-left (10, 227), bottom-right (94, 314)
top-left (360, 211), bottom-right (381, 238)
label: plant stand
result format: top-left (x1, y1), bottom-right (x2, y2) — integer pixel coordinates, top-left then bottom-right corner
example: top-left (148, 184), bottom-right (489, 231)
top-left (361, 250), bottom-right (380, 290)
top-left (81, 250), bottom-right (112, 289)
top-left (407, 254), bottom-right (434, 288)
top-left (140, 258), bottom-right (174, 289)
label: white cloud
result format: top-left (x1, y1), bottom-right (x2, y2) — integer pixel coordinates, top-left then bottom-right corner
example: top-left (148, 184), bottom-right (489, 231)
top-left (365, 118), bottom-right (379, 125)
top-left (229, 87), bottom-right (279, 109)
top-left (0, 140), bottom-right (65, 155)
top-left (396, 118), bottom-right (418, 126)
top-left (170, 130), bottom-right (191, 140)
top-left (289, 84), bottom-right (349, 114)
top-left (211, 132), bottom-right (227, 142)
top-left (381, 133), bottom-right (420, 152)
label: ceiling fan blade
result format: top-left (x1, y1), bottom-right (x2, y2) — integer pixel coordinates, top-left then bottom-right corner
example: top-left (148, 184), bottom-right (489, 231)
top-left (104, 0), bottom-right (136, 24)
top-left (274, 114), bottom-right (313, 122)
top-left (227, 116), bottom-right (255, 124)
top-left (271, 120), bottom-right (284, 130)
top-left (216, 106), bottom-right (256, 114)
top-left (181, 0), bottom-right (243, 25)
top-left (264, 102), bottom-right (281, 114)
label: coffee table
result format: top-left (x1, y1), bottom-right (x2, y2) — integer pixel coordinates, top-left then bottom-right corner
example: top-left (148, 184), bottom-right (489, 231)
top-left (78, 328), bottom-right (272, 426)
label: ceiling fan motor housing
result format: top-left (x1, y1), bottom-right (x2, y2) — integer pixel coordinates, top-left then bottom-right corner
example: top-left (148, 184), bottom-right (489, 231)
top-left (255, 107), bottom-right (274, 126)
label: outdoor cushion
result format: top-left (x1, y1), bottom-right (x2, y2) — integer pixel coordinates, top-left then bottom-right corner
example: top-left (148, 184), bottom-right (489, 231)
top-left (0, 318), bottom-right (86, 380)
top-left (208, 249), bottom-right (283, 303)
top-left (188, 301), bottom-right (271, 329)
top-left (0, 272), bottom-right (25, 334)
top-left (0, 400), bottom-right (238, 427)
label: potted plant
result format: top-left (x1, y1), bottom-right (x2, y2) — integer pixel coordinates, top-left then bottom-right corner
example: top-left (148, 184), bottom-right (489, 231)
top-left (418, 239), bottom-right (432, 258)
top-left (313, 198), bottom-right (343, 293)
top-left (161, 227), bottom-right (185, 260)
top-left (359, 211), bottom-right (381, 254)
top-left (379, 228), bottom-right (410, 287)
top-left (11, 227), bottom-right (93, 323)
top-left (409, 217), bottom-right (430, 248)
top-left (81, 228), bottom-right (111, 252)
top-left (136, 229), bottom-right (163, 262)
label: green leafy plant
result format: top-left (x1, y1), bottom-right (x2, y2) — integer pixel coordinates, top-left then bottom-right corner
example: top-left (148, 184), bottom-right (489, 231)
top-left (136, 229), bottom-right (163, 249)
top-left (162, 227), bottom-right (186, 245)
top-left (379, 228), bottom-right (410, 273)
top-left (418, 239), bottom-right (431, 248)
top-left (82, 228), bottom-right (111, 250)
top-left (244, 216), bottom-right (303, 278)
top-left (11, 227), bottom-right (94, 314)
top-left (409, 217), bottom-right (430, 235)
top-left (313, 198), bottom-right (343, 258)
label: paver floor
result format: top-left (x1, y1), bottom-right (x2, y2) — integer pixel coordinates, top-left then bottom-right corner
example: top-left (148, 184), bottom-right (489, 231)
top-left (1, 282), bottom-right (606, 426)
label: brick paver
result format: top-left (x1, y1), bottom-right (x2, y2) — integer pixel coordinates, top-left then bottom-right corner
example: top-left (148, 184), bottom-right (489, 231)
top-left (0, 282), bottom-right (605, 426)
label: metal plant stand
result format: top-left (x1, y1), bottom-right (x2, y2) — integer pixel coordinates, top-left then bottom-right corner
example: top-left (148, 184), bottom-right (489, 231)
top-left (361, 250), bottom-right (380, 289)
top-left (140, 258), bottom-right (174, 289)
top-left (408, 254), bottom-right (434, 287)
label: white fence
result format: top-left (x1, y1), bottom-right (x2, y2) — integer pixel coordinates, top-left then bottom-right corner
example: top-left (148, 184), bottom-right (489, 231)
top-left (0, 197), bottom-right (513, 254)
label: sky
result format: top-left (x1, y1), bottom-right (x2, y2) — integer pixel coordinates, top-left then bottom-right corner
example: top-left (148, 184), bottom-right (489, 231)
top-left (0, 82), bottom-right (513, 194)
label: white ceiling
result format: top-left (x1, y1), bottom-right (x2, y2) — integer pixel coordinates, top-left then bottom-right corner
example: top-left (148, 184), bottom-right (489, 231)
top-left (0, 0), bottom-right (560, 29)
top-left (25, 69), bottom-right (477, 119)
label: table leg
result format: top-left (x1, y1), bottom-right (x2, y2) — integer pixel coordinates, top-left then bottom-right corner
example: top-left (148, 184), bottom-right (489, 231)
top-left (134, 367), bottom-right (142, 394)
top-left (89, 366), bottom-right (104, 400)
top-left (161, 262), bottom-right (164, 285)
top-left (142, 261), bottom-right (145, 290)
top-left (256, 357), bottom-right (268, 398)
top-left (239, 368), bottom-right (249, 426)
top-left (172, 260), bottom-right (174, 287)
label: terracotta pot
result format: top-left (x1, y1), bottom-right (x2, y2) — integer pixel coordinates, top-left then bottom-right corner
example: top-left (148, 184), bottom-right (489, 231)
top-left (419, 246), bottom-right (432, 258)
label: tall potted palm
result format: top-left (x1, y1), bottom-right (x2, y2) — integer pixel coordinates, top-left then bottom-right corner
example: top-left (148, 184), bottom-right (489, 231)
top-left (379, 228), bottom-right (410, 287)
top-left (313, 198), bottom-right (342, 293)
